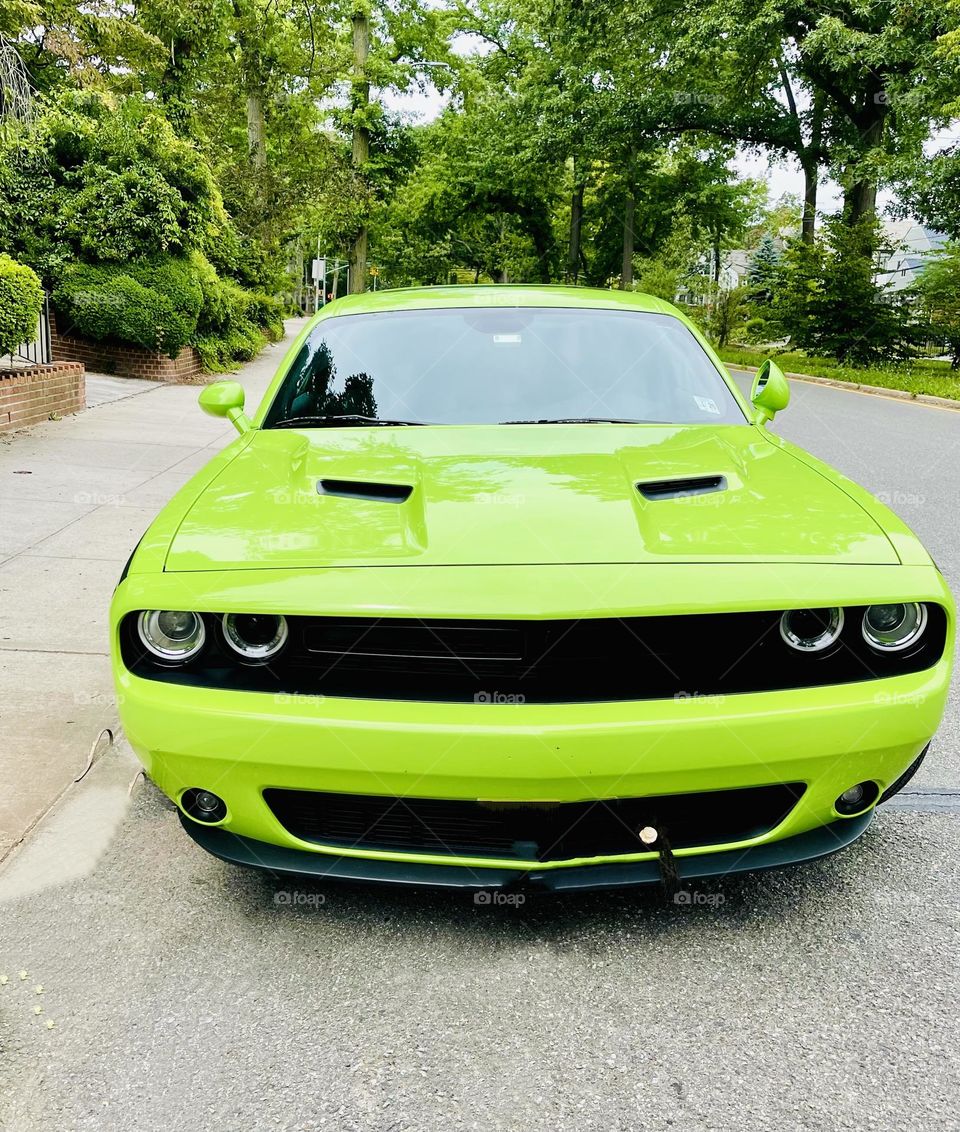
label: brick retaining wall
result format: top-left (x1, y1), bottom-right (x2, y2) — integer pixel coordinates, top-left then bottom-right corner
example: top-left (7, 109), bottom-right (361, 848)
top-left (0, 362), bottom-right (86, 431)
top-left (50, 312), bottom-right (204, 383)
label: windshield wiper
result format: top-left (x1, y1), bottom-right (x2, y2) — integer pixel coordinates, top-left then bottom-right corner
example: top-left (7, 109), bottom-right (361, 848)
top-left (500, 417), bottom-right (655, 425)
top-left (271, 414), bottom-right (426, 428)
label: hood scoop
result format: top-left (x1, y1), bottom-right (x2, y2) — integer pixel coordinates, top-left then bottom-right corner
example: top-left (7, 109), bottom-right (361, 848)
top-left (637, 475), bottom-right (727, 501)
top-left (318, 478), bottom-right (413, 504)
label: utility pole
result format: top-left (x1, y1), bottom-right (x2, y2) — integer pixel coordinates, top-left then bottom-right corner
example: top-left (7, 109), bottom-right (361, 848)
top-left (349, 5), bottom-right (371, 294)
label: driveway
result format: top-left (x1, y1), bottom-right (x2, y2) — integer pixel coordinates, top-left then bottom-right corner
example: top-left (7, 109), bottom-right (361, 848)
top-left (1, 350), bottom-right (958, 1130)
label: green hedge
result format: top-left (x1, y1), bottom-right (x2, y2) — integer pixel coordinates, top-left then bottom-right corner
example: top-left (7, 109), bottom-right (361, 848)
top-left (0, 255), bottom-right (44, 358)
top-left (52, 254), bottom-right (283, 366)
top-left (53, 262), bottom-right (193, 356)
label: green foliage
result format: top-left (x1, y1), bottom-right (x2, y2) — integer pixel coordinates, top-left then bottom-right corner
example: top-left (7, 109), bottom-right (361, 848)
top-left (708, 286), bottom-right (750, 348)
top-left (51, 255), bottom-right (281, 362)
top-left (634, 258), bottom-right (679, 301)
top-left (2, 0), bottom-right (958, 379)
top-left (0, 93), bottom-right (238, 279)
top-left (0, 253), bottom-right (43, 356)
top-left (53, 262), bottom-right (194, 355)
top-left (912, 244), bottom-right (960, 368)
top-left (748, 234), bottom-right (780, 303)
top-left (63, 166), bottom-right (189, 261)
top-left (768, 216), bottom-right (915, 364)
top-left (717, 345), bottom-right (959, 400)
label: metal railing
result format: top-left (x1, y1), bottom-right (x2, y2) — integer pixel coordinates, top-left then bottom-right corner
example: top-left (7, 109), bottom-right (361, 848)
top-left (1, 292), bottom-right (52, 368)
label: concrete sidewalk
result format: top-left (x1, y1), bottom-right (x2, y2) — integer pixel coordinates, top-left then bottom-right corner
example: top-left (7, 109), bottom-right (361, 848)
top-left (0, 320), bottom-right (308, 860)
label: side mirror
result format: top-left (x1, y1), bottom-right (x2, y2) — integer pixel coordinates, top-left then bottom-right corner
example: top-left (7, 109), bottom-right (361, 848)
top-left (751, 359), bottom-right (790, 424)
top-left (199, 381), bottom-right (252, 434)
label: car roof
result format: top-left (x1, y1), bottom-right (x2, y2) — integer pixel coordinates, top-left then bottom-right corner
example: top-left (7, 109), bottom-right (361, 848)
top-left (320, 284), bottom-right (678, 318)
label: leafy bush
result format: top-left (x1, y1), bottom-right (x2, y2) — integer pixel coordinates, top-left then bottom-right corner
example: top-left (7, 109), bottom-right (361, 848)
top-left (0, 255), bottom-right (44, 358)
top-left (244, 291), bottom-right (285, 341)
top-left (63, 167), bottom-right (187, 262)
top-left (0, 93), bottom-right (240, 279)
top-left (53, 263), bottom-right (193, 356)
top-left (126, 257), bottom-right (203, 331)
top-left (194, 327), bottom-right (266, 371)
top-left (52, 256), bottom-right (282, 367)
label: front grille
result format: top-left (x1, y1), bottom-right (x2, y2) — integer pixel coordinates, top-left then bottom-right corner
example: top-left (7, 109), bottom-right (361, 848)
top-left (121, 606), bottom-right (949, 703)
top-left (264, 784), bottom-right (806, 861)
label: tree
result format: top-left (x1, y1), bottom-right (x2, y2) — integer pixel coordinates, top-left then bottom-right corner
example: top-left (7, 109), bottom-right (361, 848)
top-left (748, 233), bottom-right (780, 304)
top-left (770, 215), bottom-right (913, 364)
top-left (912, 245), bottom-right (960, 369)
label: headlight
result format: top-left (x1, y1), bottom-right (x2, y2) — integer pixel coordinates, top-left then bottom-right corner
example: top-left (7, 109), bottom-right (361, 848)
top-left (222, 613), bottom-right (289, 661)
top-left (137, 610), bottom-right (206, 663)
top-left (862, 603), bottom-right (927, 651)
top-left (780, 607), bottom-right (844, 653)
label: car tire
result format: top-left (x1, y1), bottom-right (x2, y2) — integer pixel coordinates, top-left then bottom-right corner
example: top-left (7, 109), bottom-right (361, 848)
top-left (878, 744), bottom-right (930, 804)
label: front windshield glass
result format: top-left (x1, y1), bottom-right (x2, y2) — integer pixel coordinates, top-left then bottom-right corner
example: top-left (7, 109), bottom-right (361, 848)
top-left (262, 306), bottom-right (746, 427)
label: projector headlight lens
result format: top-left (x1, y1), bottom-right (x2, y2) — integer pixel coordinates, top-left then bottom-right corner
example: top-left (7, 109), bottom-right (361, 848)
top-left (779, 607), bottom-right (844, 653)
top-left (222, 613), bottom-right (288, 661)
top-left (862, 603), bottom-right (927, 652)
top-left (137, 610), bottom-right (206, 663)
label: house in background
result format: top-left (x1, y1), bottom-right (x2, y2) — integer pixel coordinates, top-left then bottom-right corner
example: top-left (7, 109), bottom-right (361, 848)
top-left (876, 220), bottom-right (947, 292)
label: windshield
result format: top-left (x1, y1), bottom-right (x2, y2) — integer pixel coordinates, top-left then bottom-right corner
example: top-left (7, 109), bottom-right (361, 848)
top-left (262, 306), bottom-right (746, 427)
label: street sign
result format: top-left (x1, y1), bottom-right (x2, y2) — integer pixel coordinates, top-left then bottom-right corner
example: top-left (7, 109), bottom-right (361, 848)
top-left (311, 257), bottom-right (326, 282)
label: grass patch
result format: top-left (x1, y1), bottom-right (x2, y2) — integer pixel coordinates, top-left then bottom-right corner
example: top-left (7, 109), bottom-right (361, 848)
top-left (718, 346), bottom-right (960, 402)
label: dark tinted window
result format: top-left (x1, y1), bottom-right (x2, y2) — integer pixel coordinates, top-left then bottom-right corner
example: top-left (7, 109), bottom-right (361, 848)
top-left (263, 306), bottom-right (745, 427)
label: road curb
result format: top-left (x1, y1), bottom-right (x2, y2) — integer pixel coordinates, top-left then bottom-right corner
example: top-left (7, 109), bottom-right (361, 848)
top-left (727, 364), bottom-right (960, 412)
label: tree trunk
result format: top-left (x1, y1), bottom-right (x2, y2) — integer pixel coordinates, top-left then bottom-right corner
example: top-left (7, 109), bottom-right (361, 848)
top-left (800, 92), bottom-right (824, 245)
top-left (801, 160), bottom-right (818, 245)
top-left (846, 91), bottom-right (887, 226)
top-left (348, 7), bottom-right (371, 295)
top-left (568, 163), bottom-right (584, 283)
top-left (530, 215), bottom-right (552, 284)
top-left (246, 93), bottom-right (266, 169)
top-left (620, 190), bottom-right (635, 288)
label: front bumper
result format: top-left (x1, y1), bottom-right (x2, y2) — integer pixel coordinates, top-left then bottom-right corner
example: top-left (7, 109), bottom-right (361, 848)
top-left (115, 663), bottom-right (949, 876)
top-left (112, 562), bottom-right (954, 882)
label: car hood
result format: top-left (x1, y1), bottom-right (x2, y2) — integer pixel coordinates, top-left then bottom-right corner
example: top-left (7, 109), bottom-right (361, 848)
top-left (164, 424), bottom-right (898, 571)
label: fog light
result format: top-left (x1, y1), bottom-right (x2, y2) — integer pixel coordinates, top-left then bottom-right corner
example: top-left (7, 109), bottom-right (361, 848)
top-left (181, 788), bottom-right (227, 824)
top-left (835, 781), bottom-right (879, 816)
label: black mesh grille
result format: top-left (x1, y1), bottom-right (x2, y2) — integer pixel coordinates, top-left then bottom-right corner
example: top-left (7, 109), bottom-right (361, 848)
top-left (264, 784), bottom-right (806, 861)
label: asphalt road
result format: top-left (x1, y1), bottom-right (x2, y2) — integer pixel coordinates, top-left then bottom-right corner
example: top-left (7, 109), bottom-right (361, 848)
top-left (2, 372), bottom-right (959, 1131)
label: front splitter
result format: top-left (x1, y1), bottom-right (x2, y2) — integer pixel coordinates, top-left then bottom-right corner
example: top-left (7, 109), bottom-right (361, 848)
top-left (179, 810), bottom-right (875, 892)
